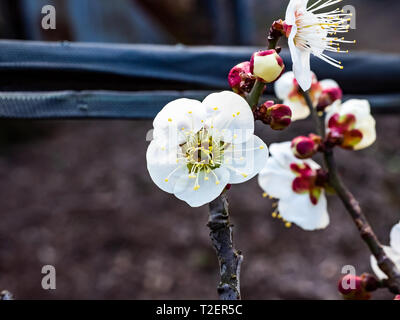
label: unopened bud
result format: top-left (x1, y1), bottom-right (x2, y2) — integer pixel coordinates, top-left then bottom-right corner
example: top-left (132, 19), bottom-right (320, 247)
top-left (338, 274), bottom-right (372, 300)
top-left (254, 101), bottom-right (292, 130)
top-left (317, 80), bottom-right (343, 111)
top-left (250, 50), bottom-right (285, 83)
top-left (228, 61), bottom-right (255, 96)
top-left (291, 135), bottom-right (319, 159)
top-left (394, 295), bottom-right (400, 300)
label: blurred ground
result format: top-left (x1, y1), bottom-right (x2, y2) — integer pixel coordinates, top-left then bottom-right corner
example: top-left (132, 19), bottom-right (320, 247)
top-left (0, 116), bottom-right (399, 300)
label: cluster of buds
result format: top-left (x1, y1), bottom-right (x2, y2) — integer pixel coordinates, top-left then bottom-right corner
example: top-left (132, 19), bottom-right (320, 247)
top-left (228, 61), bottom-right (256, 96)
top-left (291, 134), bottom-right (321, 159)
top-left (254, 101), bottom-right (292, 130)
top-left (338, 274), bottom-right (380, 300)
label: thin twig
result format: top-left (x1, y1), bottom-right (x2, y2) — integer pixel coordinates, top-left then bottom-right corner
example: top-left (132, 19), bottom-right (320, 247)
top-left (302, 90), bottom-right (400, 294)
top-left (208, 192), bottom-right (243, 300)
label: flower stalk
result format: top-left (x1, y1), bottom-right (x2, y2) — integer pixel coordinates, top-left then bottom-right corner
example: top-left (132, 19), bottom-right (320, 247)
top-left (302, 90), bottom-right (400, 294)
top-left (208, 191), bottom-right (243, 300)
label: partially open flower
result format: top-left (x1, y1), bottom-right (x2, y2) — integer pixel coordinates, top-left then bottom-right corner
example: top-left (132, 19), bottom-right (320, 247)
top-left (258, 142), bottom-right (329, 231)
top-left (274, 71), bottom-right (322, 121)
top-left (326, 100), bottom-right (376, 150)
top-left (317, 79), bottom-right (343, 111)
top-left (291, 135), bottom-right (320, 159)
top-left (228, 61), bottom-right (255, 96)
top-left (250, 50), bottom-right (285, 83)
top-left (284, 0), bottom-right (355, 91)
top-left (147, 91), bottom-right (269, 207)
top-left (371, 221), bottom-right (400, 280)
top-left (254, 101), bottom-right (292, 130)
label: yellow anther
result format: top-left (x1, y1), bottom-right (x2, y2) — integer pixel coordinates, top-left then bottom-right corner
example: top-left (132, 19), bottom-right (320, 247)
top-left (165, 179), bottom-right (169, 182)
top-left (237, 112), bottom-right (240, 116)
top-left (168, 118), bottom-right (172, 122)
top-left (216, 181), bottom-right (220, 185)
top-left (213, 107), bottom-right (218, 111)
top-left (285, 222), bottom-right (292, 228)
top-left (232, 114), bottom-right (236, 118)
top-left (259, 146), bottom-right (265, 150)
top-left (272, 212), bottom-right (278, 218)
top-left (193, 185), bottom-right (200, 191)
top-left (242, 173), bottom-right (248, 178)
top-left (262, 193), bottom-right (268, 198)
top-left (277, 214), bottom-right (282, 219)
top-left (204, 177), bottom-right (209, 181)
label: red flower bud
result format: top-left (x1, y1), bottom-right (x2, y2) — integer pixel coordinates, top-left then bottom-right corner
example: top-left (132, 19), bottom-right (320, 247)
top-left (254, 101), bottom-right (292, 130)
top-left (228, 61), bottom-right (255, 96)
top-left (250, 50), bottom-right (285, 83)
top-left (318, 87), bottom-right (343, 111)
top-left (394, 295), bottom-right (400, 300)
top-left (291, 135), bottom-right (319, 159)
top-left (338, 274), bottom-right (372, 300)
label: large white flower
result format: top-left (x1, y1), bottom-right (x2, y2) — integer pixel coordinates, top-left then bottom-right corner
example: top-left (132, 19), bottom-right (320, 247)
top-left (147, 91), bottom-right (269, 207)
top-left (325, 99), bottom-right (376, 150)
top-left (258, 142), bottom-right (329, 231)
top-left (284, 0), bottom-right (354, 91)
top-left (274, 71), bottom-right (322, 121)
top-left (370, 222), bottom-right (400, 280)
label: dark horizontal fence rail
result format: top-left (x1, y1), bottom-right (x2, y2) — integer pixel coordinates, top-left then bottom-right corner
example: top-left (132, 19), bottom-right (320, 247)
top-left (0, 40), bottom-right (399, 119)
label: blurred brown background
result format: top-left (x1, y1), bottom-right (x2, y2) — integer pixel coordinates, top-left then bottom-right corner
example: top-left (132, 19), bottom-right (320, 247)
top-left (0, 0), bottom-right (399, 299)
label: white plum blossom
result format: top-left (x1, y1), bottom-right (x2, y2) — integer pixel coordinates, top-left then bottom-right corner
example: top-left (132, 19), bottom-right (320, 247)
top-left (258, 142), bottom-right (329, 231)
top-left (370, 222), bottom-right (400, 280)
top-left (284, 0), bottom-right (355, 91)
top-left (147, 91), bottom-right (269, 207)
top-left (274, 71), bottom-right (322, 121)
top-left (325, 99), bottom-right (376, 150)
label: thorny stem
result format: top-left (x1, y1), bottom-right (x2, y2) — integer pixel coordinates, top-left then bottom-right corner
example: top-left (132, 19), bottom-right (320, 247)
top-left (302, 90), bottom-right (400, 294)
top-left (208, 192), bottom-right (243, 300)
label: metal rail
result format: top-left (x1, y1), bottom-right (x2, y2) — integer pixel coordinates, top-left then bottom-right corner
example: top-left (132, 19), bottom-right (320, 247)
top-left (0, 40), bottom-right (399, 119)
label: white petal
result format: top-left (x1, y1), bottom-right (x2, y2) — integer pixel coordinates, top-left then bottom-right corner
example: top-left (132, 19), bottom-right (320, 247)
top-left (202, 91), bottom-right (254, 144)
top-left (269, 141), bottom-right (299, 168)
top-left (153, 98), bottom-right (206, 145)
top-left (320, 79), bottom-right (339, 91)
top-left (289, 33), bottom-right (312, 92)
top-left (224, 135), bottom-right (269, 184)
top-left (173, 168), bottom-right (230, 207)
top-left (341, 99), bottom-right (371, 116)
top-left (370, 246), bottom-right (400, 280)
top-left (278, 192), bottom-right (330, 231)
top-left (146, 140), bottom-right (188, 193)
top-left (284, 98), bottom-right (311, 121)
top-left (390, 222), bottom-right (400, 253)
top-left (285, 0), bottom-right (307, 25)
top-left (258, 157), bottom-right (295, 200)
top-left (354, 115), bottom-right (376, 150)
top-left (274, 72), bottom-right (295, 100)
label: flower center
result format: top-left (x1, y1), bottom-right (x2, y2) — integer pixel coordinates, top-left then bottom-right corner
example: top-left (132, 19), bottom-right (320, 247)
top-left (290, 162), bottom-right (322, 205)
top-left (182, 128), bottom-right (225, 175)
